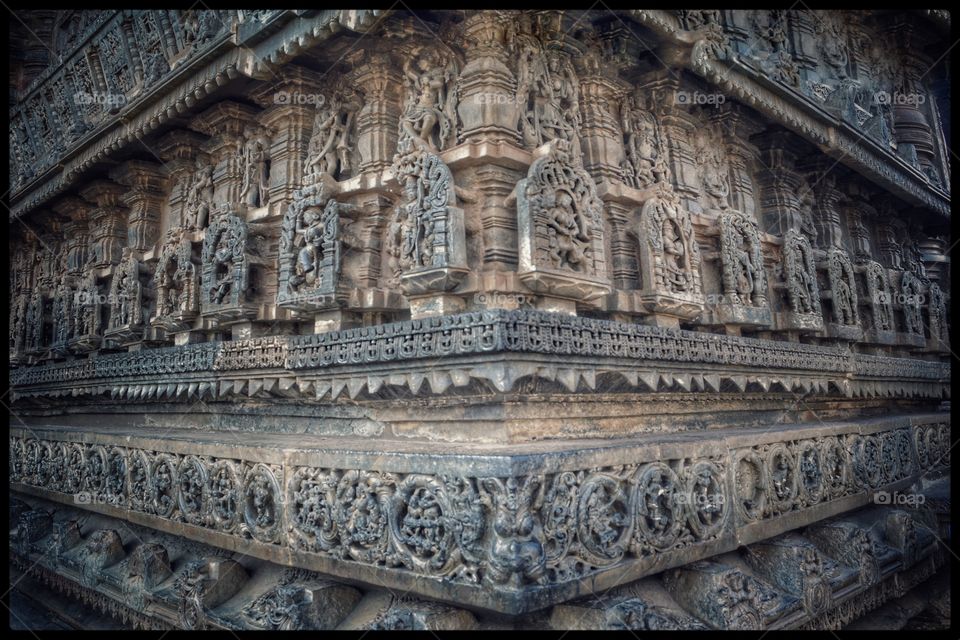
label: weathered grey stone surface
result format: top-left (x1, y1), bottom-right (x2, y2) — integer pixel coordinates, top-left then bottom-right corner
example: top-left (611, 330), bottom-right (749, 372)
top-left (8, 8), bottom-right (951, 630)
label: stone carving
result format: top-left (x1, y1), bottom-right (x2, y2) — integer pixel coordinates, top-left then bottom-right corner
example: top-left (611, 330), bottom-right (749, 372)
top-left (512, 140), bottom-right (610, 301)
top-left (201, 212), bottom-right (251, 313)
top-left (389, 148), bottom-right (468, 294)
top-left (637, 185), bottom-right (704, 318)
top-left (900, 270), bottom-right (925, 337)
top-left (513, 27), bottom-right (581, 151)
top-left (620, 92), bottom-right (669, 189)
top-left (105, 249), bottom-right (146, 345)
top-left (926, 282), bottom-right (948, 347)
top-left (824, 248), bottom-right (861, 338)
top-left (693, 122), bottom-right (731, 213)
top-left (398, 45), bottom-right (461, 155)
top-left (304, 88), bottom-right (361, 182)
top-left (782, 229), bottom-right (820, 317)
top-left (152, 228), bottom-right (199, 332)
top-left (240, 127), bottom-right (271, 208)
top-left (713, 210), bottom-right (771, 326)
top-left (184, 161), bottom-right (215, 230)
top-left (862, 260), bottom-right (894, 335)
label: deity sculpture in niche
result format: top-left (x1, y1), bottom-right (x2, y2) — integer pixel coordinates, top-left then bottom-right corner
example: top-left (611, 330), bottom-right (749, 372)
top-left (152, 228), bottom-right (199, 333)
top-left (900, 270), bottom-right (926, 341)
top-left (620, 92), bottom-right (668, 190)
top-left (184, 161), bottom-right (214, 230)
top-left (303, 87), bottom-right (361, 182)
top-left (927, 282), bottom-right (949, 349)
top-left (823, 248), bottom-right (862, 340)
top-left (693, 123), bottom-right (731, 213)
top-left (240, 127), bottom-right (271, 208)
top-left (51, 280), bottom-right (74, 355)
top-left (711, 209), bottom-right (771, 327)
top-left (637, 183), bottom-right (704, 319)
top-left (778, 228), bottom-right (822, 332)
top-left (387, 148), bottom-right (467, 295)
top-left (201, 213), bottom-right (251, 314)
top-left (398, 45), bottom-right (460, 155)
top-left (105, 248), bottom-right (147, 345)
top-left (860, 260), bottom-right (895, 343)
top-left (509, 139), bottom-right (610, 302)
top-left (69, 269), bottom-right (101, 353)
top-left (277, 186), bottom-right (364, 311)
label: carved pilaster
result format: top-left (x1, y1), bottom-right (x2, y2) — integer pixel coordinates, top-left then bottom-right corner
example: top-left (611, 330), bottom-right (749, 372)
top-left (190, 101), bottom-right (262, 215)
top-left (350, 53), bottom-right (402, 175)
top-left (79, 180), bottom-right (128, 270)
top-left (457, 12), bottom-right (519, 144)
top-left (156, 130), bottom-right (209, 232)
top-left (110, 161), bottom-right (168, 255)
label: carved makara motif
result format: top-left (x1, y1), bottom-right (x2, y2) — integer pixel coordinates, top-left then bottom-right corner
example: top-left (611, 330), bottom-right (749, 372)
top-left (152, 228), bottom-right (199, 331)
top-left (718, 210), bottom-right (767, 307)
top-left (389, 148), bottom-right (467, 294)
top-left (513, 140), bottom-right (610, 300)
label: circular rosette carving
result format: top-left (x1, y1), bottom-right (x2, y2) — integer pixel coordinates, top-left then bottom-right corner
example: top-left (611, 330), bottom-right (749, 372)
top-left (389, 475), bottom-right (458, 574)
top-left (852, 436), bottom-right (882, 489)
top-left (151, 454), bottom-right (178, 518)
top-left (288, 467), bottom-right (340, 552)
top-left (541, 471), bottom-right (578, 565)
top-left (577, 473), bottom-right (631, 565)
top-left (177, 456), bottom-right (207, 524)
top-left (733, 452), bottom-right (767, 523)
top-left (242, 463), bottom-right (282, 543)
top-left (334, 470), bottom-right (391, 564)
top-left (209, 460), bottom-right (241, 531)
top-left (797, 441), bottom-right (824, 505)
top-left (64, 444), bottom-right (85, 494)
top-left (84, 445), bottom-right (109, 495)
top-left (895, 430), bottom-right (914, 477)
top-left (765, 445), bottom-right (797, 513)
top-left (879, 432), bottom-right (899, 484)
top-left (127, 450), bottom-right (151, 512)
top-left (683, 460), bottom-right (727, 540)
top-left (633, 463), bottom-right (683, 554)
top-left (820, 439), bottom-right (848, 498)
top-left (105, 447), bottom-right (128, 501)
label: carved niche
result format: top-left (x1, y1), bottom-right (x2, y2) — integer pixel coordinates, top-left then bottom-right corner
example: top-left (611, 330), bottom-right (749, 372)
top-left (239, 126), bottom-right (271, 209)
top-left (184, 159), bottom-right (215, 231)
top-left (859, 260), bottom-right (896, 344)
top-left (822, 248), bottom-right (862, 340)
top-left (201, 212), bottom-right (255, 320)
top-left (51, 280), bottom-right (74, 357)
top-left (69, 269), bottom-right (102, 354)
top-left (778, 229), bottom-right (822, 332)
top-left (511, 140), bottom-right (611, 302)
top-left (926, 282), bottom-right (949, 351)
top-left (105, 248), bottom-right (148, 347)
top-left (388, 148), bottom-right (468, 295)
top-left (713, 210), bottom-right (771, 326)
top-left (277, 180), bottom-right (364, 312)
top-left (636, 184), bottom-right (704, 319)
top-left (693, 121), bottom-right (732, 214)
top-left (152, 228), bottom-right (200, 333)
top-left (899, 270), bottom-right (926, 345)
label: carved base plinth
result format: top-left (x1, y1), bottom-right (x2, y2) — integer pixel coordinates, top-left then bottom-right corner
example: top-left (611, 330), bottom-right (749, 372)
top-left (706, 303), bottom-right (772, 328)
top-left (775, 311), bottom-right (824, 334)
top-left (638, 290), bottom-right (705, 320)
top-left (408, 294), bottom-right (466, 319)
top-left (69, 335), bottom-right (102, 355)
top-left (152, 312), bottom-right (198, 334)
top-left (922, 337), bottom-right (951, 354)
top-left (400, 267), bottom-right (469, 296)
top-left (861, 328), bottom-right (897, 346)
top-left (825, 323), bottom-right (864, 342)
top-left (103, 325), bottom-right (144, 349)
top-left (202, 304), bottom-right (258, 328)
top-left (518, 268), bottom-right (611, 302)
top-left (896, 332), bottom-right (927, 349)
top-left (278, 290), bottom-right (338, 314)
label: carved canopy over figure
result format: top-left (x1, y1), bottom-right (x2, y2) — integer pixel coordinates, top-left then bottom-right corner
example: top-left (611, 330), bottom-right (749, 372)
top-left (694, 124), bottom-right (731, 212)
top-left (826, 248), bottom-right (859, 326)
top-left (639, 185), bottom-right (702, 297)
top-left (152, 228), bottom-right (198, 326)
top-left (202, 213), bottom-right (249, 307)
top-left (900, 270), bottom-right (925, 336)
top-left (783, 229), bottom-right (820, 316)
top-left (718, 210), bottom-right (767, 307)
top-left (863, 260), bottom-right (893, 332)
top-left (398, 46), bottom-right (460, 155)
top-left (108, 248), bottom-right (143, 331)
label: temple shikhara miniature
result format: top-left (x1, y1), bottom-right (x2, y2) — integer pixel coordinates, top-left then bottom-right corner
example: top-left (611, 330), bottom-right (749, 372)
top-left (8, 9), bottom-right (951, 631)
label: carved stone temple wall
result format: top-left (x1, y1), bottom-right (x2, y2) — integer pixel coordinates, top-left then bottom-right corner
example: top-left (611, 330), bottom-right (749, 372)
top-left (8, 9), bottom-right (951, 631)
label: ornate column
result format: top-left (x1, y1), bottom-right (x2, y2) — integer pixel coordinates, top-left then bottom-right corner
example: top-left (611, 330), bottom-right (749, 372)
top-left (79, 181), bottom-right (128, 270)
top-left (110, 161), bottom-right (168, 255)
top-left (155, 130), bottom-right (207, 232)
top-left (754, 129), bottom-right (805, 237)
top-left (456, 11), bottom-right (519, 144)
top-left (350, 52), bottom-right (403, 175)
top-left (190, 101), bottom-right (261, 215)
